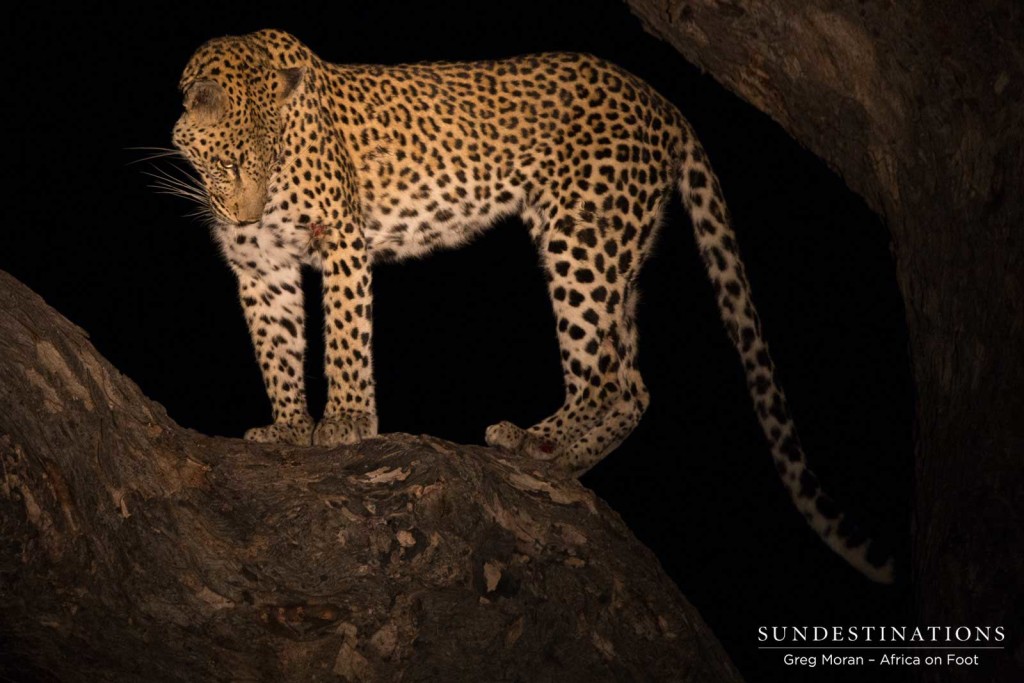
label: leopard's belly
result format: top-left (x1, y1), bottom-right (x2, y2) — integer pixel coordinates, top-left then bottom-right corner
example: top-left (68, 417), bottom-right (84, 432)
top-left (360, 168), bottom-right (529, 262)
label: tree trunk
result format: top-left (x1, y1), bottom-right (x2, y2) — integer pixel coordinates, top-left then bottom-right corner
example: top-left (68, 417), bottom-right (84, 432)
top-left (0, 269), bottom-right (741, 681)
top-left (625, 1), bottom-right (1023, 680)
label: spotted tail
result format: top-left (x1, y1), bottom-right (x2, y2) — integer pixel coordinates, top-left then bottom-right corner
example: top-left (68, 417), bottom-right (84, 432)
top-left (675, 132), bottom-right (894, 583)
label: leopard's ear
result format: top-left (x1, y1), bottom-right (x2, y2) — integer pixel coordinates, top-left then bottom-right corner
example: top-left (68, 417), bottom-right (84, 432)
top-left (184, 81), bottom-right (226, 123)
top-left (276, 67), bottom-right (305, 105)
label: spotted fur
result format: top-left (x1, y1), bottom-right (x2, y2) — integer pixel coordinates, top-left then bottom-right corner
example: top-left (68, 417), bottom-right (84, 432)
top-left (171, 30), bottom-right (893, 582)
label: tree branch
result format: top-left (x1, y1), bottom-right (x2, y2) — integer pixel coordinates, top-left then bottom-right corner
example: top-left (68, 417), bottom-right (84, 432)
top-left (0, 269), bottom-right (741, 681)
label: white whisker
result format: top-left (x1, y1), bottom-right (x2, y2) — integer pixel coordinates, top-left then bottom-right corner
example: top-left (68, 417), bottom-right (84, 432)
top-left (137, 146), bottom-right (245, 226)
top-left (128, 151), bottom-right (183, 165)
top-left (125, 146), bottom-right (187, 165)
top-left (145, 176), bottom-right (207, 201)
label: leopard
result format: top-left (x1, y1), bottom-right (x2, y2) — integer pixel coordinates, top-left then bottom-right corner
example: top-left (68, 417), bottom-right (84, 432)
top-left (169, 29), bottom-right (893, 582)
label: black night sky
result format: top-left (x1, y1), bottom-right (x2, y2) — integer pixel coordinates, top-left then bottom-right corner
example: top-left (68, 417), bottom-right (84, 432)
top-left (3, 2), bottom-right (914, 681)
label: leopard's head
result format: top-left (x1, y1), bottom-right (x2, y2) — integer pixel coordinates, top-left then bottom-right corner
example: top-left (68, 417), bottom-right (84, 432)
top-left (172, 31), bottom-right (308, 225)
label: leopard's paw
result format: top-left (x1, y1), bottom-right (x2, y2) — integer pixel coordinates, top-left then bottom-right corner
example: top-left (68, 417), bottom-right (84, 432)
top-left (485, 420), bottom-right (563, 460)
top-left (244, 415), bottom-right (314, 445)
top-left (313, 411), bottom-right (378, 447)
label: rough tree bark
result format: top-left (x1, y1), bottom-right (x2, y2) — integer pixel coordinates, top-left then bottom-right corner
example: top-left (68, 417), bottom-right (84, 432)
top-left (625, 1), bottom-right (1023, 681)
top-left (0, 269), bottom-right (742, 681)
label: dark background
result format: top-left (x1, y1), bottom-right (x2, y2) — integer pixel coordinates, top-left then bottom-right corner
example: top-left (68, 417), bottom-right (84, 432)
top-left (3, 1), bottom-right (914, 681)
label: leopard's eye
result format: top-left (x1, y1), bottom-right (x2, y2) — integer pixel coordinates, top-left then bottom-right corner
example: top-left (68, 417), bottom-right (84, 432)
top-left (214, 157), bottom-right (237, 173)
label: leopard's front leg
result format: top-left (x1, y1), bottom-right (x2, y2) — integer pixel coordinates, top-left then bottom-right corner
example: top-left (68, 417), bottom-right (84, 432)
top-left (312, 222), bottom-right (378, 447)
top-left (232, 260), bottom-right (314, 445)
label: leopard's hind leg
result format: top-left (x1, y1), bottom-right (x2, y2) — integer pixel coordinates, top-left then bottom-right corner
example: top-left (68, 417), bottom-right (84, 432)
top-left (486, 209), bottom-right (653, 473)
top-left (563, 303), bottom-right (649, 474)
